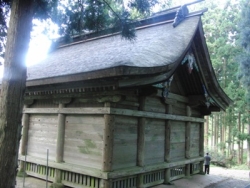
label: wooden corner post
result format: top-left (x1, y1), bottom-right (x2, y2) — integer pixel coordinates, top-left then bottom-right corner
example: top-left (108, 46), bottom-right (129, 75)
top-left (164, 104), bottom-right (172, 184)
top-left (185, 106), bottom-right (191, 177)
top-left (103, 102), bottom-right (115, 172)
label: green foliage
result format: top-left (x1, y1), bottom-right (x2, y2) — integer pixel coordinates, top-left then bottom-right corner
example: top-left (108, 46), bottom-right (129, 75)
top-left (0, 0), bottom-right (10, 60)
top-left (238, 0), bottom-right (250, 107)
top-left (0, 0), bottom-right (167, 54)
top-left (237, 132), bottom-right (250, 141)
top-left (48, 0), bottom-right (160, 41)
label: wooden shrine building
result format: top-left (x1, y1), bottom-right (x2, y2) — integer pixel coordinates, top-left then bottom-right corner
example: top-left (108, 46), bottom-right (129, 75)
top-left (18, 5), bottom-right (232, 188)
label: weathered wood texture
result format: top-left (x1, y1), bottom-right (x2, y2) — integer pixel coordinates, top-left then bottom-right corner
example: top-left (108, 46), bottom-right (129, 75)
top-left (66, 98), bottom-right (104, 108)
top-left (103, 113), bottom-right (114, 171)
top-left (30, 99), bottom-right (58, 108)
top-left (144, 96), bottom-right (165, 113)
top-left (170, 121), bottom-right (186, 161)
top-left (144, 119), bottom-right (165, 165)
top-left (63, 115), bottom-right (104, 169)
top-left (189, 123), bottom-right (200, 158)
top-left (112, 116), bottom-right (138, 170)
top-left (27, 115), bottom-right (58, 161)
top-left (112, 95), bottom-right (139, 110)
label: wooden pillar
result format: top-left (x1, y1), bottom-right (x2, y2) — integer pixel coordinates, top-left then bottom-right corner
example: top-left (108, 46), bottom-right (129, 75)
top-left (102, 102), bottom-right (115, 172)
top-left (200, 123), bottom-right (204, 156)
top-left (19, 104), bottom-right (30, 174)
top-left (100, 179), bottom-right (112, 188)
top-left (52, 98), bottom-right (71, 187)
top-left (54, 103), bottom-right (66, 184)
top-left (164, 104), bottom-right (172, 184)
top-left (185, 106), bottom-right (191, 177)
top-left (19, 100), bottom-right (34, 176)
top-left (199, 122), bottom-right (205, 174)
top-left (137, 97), bottom-right (146, 188)
top-left (165, 104), bottom-right (172, 162)
top-left (164, 168), bottom-right (171, 185)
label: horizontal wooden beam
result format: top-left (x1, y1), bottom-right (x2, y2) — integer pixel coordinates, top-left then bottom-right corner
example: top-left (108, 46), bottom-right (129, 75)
top-left (156, 90), bottom-right (189, 103)
top-left (23, 107), bottom-right (111, 114)
top-left (19, 155), bottom-right (108, 179)
top-left (110, 108), bottom-right (205, 123)
top-left (19, 155), bottom-right (203, 180)
top-left (23, 107), bottom-right (205, 123)
top-left (108, 157), bottom-right (204, 179)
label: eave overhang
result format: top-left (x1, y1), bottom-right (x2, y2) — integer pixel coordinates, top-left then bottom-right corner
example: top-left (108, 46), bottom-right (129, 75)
top-left (23, 12), bottom-right (232, 113)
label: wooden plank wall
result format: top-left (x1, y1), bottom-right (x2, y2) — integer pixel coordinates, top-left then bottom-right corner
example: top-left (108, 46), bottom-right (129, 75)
top-left (143, 96), bottom-right (165, 165)
top-left (112, 115), bottom-right (138, 170)
top-left (144, 96), bottom-right (165, 113)
top-left (63, 115), bottom-right (104, 169)
top-left (30, 99), bottom-right (58, 108)
top-left (144, 119), bottom-right (165, 165)
top-left (189, 122), bottom-right (200, 158)
top-left (27, 114), bottom-right (57, 161)
top-left (169, 121), bottom-right (186, 161)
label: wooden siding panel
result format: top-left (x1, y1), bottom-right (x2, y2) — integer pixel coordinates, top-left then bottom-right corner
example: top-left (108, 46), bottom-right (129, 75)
top-left (190, 123), bottom-right (200, 158)
top-left (27, 114), bottom-right (57, 161)
top-left (30, 100), bottom-right (58, 108)
top-left (172, 106), bottom-right (186, 116)
top-left (63, 115), bottom-right (104, 169)
top-left (144, 97), bottom-right (165, 113)
top-left (112, 116), bottom-right (138, 170)
top-left (144, 119), bottom-right (165, 165)
top-left (170, 121), bottom-right (185, 161)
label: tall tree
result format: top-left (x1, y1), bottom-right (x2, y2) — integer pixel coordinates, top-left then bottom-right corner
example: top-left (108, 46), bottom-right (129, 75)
top-left (201, 0), bottom-right (244, 160)
top-left (238, 0), bottom-right (250, 168)
top-left (0, 0), bottom-right (162, 186)
top-left (0, 1), bottom-right (34, 187)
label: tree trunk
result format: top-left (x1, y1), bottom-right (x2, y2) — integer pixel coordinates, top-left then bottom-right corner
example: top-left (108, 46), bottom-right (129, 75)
top-left (247, 116), bottom-right (250, 169)
top-left (241, 118), bottom-right (245, 164)
top-left (237, 112), bottom-right (242, 164)
top-left (211, 115), bottom-right (214, 149)
top-left (0, 0), bottom-right (34, 187)
top-left (222, 112), bottom-right (226, 155)
top-left (214, 114), bottom-right (218, 152)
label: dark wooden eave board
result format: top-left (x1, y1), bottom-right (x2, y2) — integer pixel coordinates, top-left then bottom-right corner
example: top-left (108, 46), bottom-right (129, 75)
top-left (192, 23), bottom-right (233, 110)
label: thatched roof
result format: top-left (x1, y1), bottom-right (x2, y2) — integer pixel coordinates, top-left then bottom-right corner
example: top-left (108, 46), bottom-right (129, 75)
top-left (27, 16), bottom-right (199, 82)
top-left (24, 8), bottom-right (232, 112)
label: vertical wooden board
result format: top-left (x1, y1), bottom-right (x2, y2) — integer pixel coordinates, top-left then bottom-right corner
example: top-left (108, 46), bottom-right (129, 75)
top-left (144, 119), bottom-right (165, 165)
top-left (189, 123), bottom-right (200, 157)
top-left (144, 96), bottom-right (165, 113)
top-left (169, 121), bottom-right (185, 161)
top-left (30, 99), bottom-right (58, 108)
top-left (169, 143), bottom-right (186, 161)
top-left (172, 106), bottom-right (186, 116)
top-left (191, 109), bottom-right (202, 117)
top-left (27, 114), bottom-right (58, 161)
top-left (116, 96), bottom-right (139, 110)
top-left (112, 116), bottom-right (138, 170)
top-left (63, 115), bottom-right (104, 169)
top-left (66, 100), bottom-right (103, 108)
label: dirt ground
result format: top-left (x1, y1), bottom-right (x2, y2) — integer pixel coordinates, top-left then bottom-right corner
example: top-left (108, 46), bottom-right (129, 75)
top-left (16, 166), bottom-right (250, 188)
top-left (154, 166), bottom-right (250, 188)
